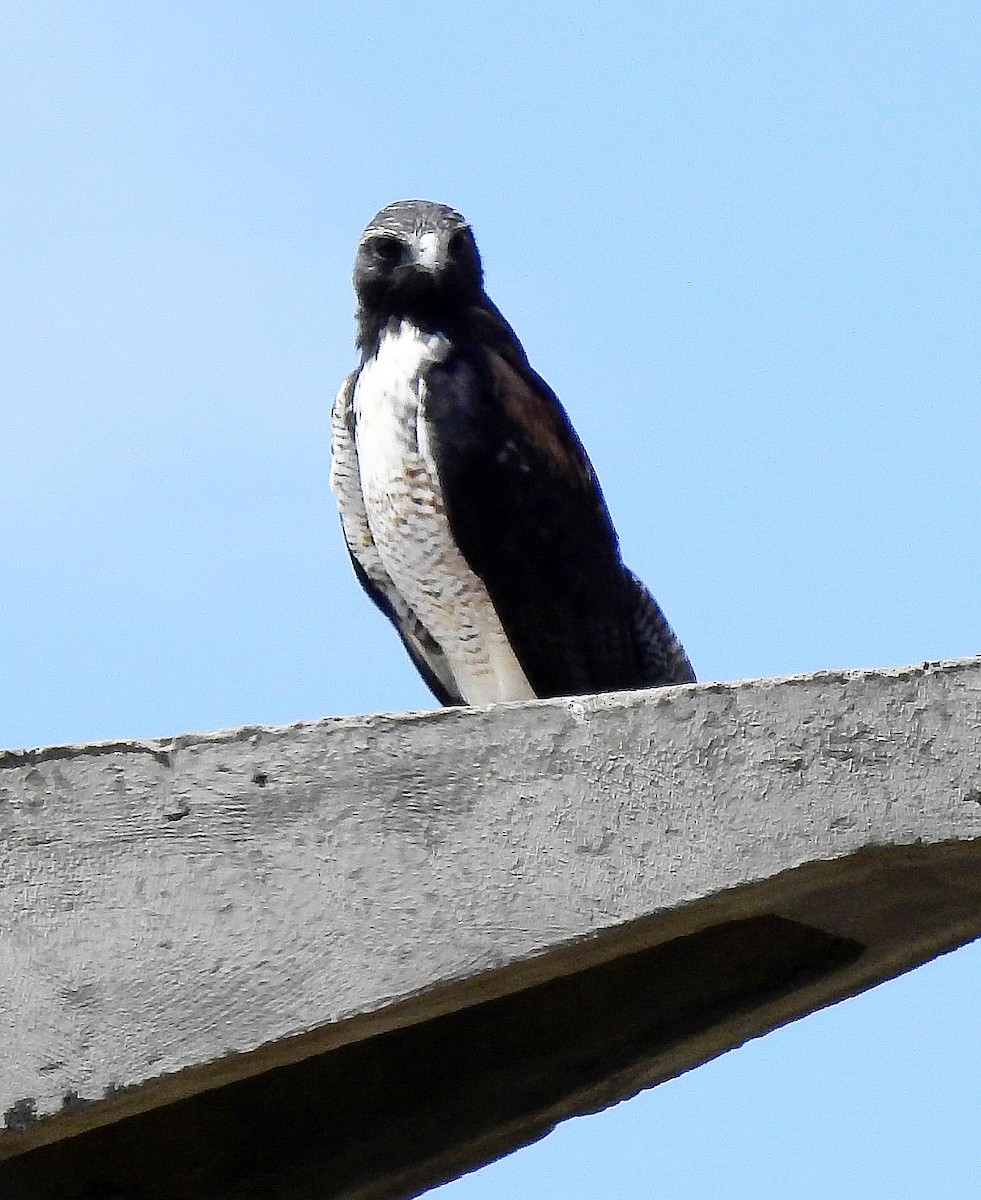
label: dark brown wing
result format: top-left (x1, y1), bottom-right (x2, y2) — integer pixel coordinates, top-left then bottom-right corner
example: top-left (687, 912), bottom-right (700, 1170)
top-left (424, 345), bottom-right (648, 698)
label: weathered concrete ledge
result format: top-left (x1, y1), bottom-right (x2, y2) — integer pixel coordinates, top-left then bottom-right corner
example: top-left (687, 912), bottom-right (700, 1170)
top-left (1, 658), bottom-right (980, 1199)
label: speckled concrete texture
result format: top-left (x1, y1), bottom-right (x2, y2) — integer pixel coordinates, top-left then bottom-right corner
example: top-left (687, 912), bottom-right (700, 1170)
top-left (1, 658), bottom-right (979, 1198)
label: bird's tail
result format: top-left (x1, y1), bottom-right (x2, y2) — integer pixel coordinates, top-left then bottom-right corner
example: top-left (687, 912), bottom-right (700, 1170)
top-left (624, 568), bottom-right (695, 686)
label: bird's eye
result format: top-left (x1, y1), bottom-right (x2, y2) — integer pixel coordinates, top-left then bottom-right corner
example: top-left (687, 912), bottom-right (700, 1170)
top-left (447, 229), bottom-right (470, 258)
top-left (367, 235), bottom-right (404, 263)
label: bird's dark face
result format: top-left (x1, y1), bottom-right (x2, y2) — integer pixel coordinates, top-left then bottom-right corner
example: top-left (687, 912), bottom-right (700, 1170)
top-left (353, 200), bottom-right (484, 323)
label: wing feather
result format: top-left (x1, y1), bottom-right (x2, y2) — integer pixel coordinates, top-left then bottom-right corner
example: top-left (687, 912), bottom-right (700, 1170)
top-left (424, 345), bottom-right (649, 697)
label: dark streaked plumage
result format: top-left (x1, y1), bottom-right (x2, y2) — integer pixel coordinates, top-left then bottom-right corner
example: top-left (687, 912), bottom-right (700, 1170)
top-left (330, 199), bottom-right (694, 705)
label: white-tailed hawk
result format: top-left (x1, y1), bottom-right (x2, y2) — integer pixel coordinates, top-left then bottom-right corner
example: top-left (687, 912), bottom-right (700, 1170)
top-left (330, 199), bottom-right (694, 705)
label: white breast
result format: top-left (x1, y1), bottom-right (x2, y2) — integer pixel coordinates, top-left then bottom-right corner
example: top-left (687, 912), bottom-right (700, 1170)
top-left (353, 321), bottom-right (534, 705)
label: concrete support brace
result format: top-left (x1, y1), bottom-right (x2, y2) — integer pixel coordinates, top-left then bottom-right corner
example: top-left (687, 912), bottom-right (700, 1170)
top-left (1, 658), bottom-right (980, 1199)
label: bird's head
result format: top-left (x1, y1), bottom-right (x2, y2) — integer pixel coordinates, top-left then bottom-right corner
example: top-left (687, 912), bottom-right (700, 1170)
top-left (353, 200), bottom-right (484, 326)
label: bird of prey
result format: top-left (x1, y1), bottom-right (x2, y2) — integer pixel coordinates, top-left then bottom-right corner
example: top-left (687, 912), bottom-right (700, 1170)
top-left (330, 199), bottom-right (694, 706)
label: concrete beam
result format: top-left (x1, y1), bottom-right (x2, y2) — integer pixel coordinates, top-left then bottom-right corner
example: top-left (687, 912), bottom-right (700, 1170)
top-left (1, 658), bottom-right (980, 1199)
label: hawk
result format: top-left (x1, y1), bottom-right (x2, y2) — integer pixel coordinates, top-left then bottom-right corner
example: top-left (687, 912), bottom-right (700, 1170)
top-left (330, 199), bottom-right (694, 705)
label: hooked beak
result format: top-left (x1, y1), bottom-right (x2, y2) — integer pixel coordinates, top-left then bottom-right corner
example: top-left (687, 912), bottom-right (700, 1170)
top-left (410, 229), bottom-right (445, 272)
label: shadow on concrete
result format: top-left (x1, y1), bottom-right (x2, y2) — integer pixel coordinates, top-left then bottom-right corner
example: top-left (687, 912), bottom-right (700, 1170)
top-left (1, 915), bottom-right (861, 1200)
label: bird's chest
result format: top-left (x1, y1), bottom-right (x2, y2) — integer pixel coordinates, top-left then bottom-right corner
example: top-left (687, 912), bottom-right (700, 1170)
top-left (347, 320), bottom-right (534, 704)
top-left (352, 322), bottom-right (449, 525)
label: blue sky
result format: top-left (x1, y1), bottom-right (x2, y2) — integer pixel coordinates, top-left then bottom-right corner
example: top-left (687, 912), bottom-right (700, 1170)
top-left (3, 2), bottom-right (979, 1195)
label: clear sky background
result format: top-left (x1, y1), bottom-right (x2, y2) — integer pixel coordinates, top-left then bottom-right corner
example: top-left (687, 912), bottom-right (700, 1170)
top-left (3, 2), bottom-right (979, 1196)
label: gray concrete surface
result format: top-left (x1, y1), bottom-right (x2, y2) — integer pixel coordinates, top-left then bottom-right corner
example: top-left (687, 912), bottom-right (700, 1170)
top-left (0, 657), bottom-right (979, 1199)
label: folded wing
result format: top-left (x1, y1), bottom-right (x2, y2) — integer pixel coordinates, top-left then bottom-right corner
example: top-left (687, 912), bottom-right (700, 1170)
top-left (425, 345), bottom-right (690, 697)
